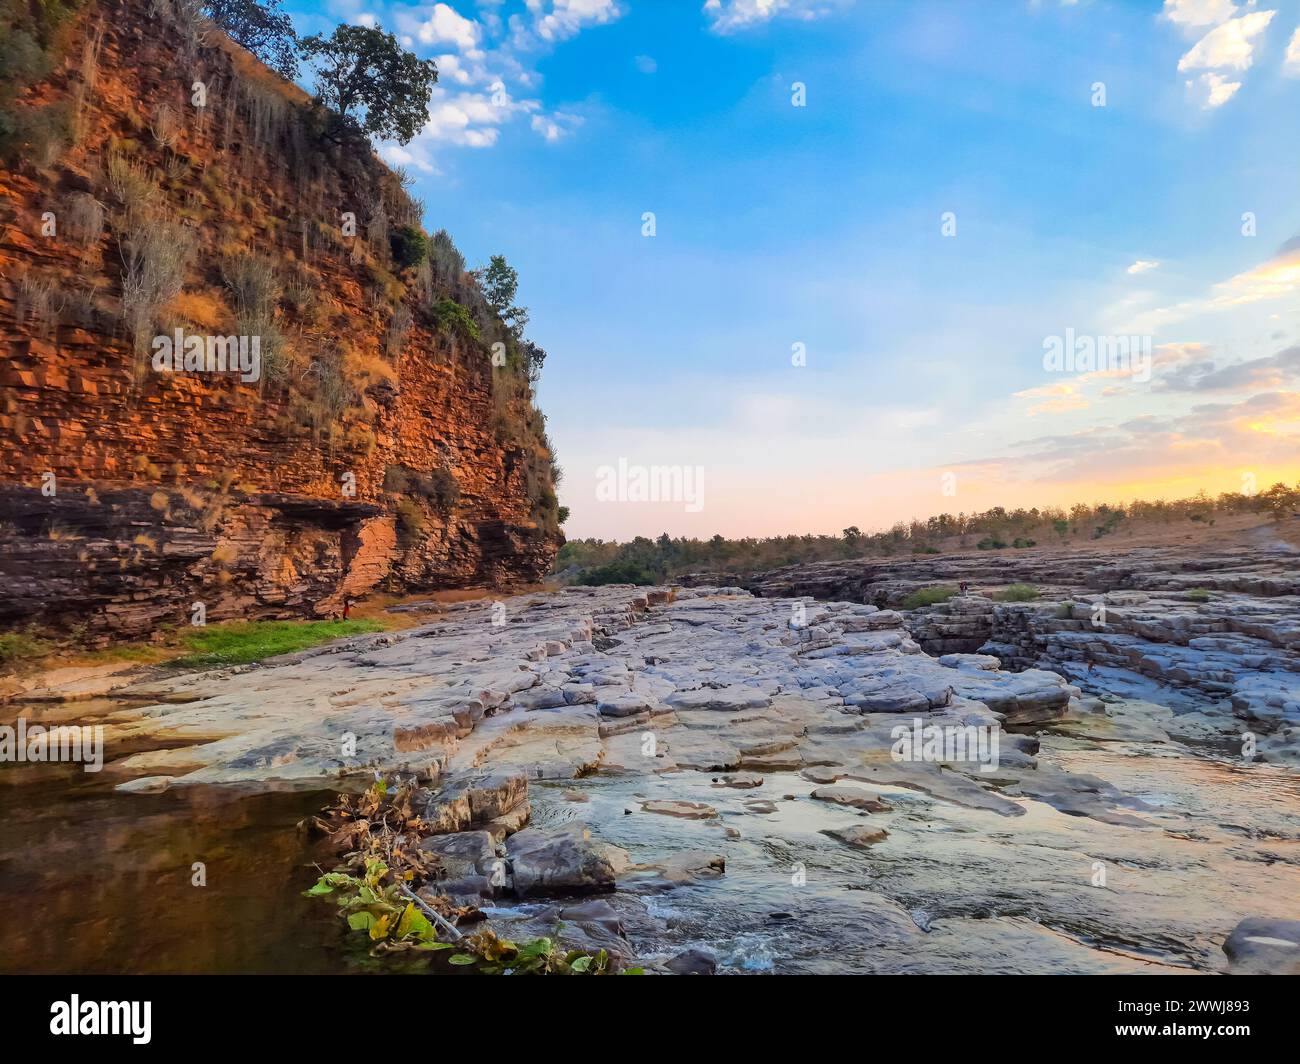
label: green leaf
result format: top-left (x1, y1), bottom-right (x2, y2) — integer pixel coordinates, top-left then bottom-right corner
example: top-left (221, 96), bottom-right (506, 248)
top-left (304, 881), bottom-right (334, 897)
top-left (569, 955), bottom-right (592, 973)
top-left (396, 903), bottom-right (436, 942)
top-left (517, 937), bottom-right (553, 959)
top-left (448, 953), bottom-right (478, 966)
top-left (347, 912), bottom-right (376, 932)
top-left (621, 967), bottom-right (646, 975)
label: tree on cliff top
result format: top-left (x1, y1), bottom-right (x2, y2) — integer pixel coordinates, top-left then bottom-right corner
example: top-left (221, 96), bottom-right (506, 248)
top-left (204, 0), bottom-right (300, 80)
top-left (478, 253), bottom-right (531, 338)
top-left (300, 24), bottom-right (437, 146)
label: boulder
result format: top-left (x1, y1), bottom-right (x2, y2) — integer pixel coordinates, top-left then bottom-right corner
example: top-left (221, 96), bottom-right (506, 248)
top-left (1222, 917), bottom-right (1300, 974)
top-left (507, 826), bottom-right (629, 897)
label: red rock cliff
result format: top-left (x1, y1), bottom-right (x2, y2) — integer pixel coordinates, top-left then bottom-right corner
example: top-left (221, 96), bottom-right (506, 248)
top-left (0, 0), bottom-right (562, 640)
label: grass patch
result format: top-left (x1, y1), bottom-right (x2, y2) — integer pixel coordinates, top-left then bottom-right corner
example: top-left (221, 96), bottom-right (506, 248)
top-left (996, 584), bottom-right (1040, 602)
top-left (1185, 588), bottom-right (1211, 602)
top-left (0, 630), bottom-right (52, 671)
top-left (901, 585), bottom-right (958, 610)
top-left (174, 619), bottom-right (387, 667)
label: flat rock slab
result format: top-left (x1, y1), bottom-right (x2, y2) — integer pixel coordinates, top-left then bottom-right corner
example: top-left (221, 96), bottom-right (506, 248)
top-left (641, 800), bottom-right (717, 819)
top-left (666, 687), bottom-right (772, 712)
top-left (822, 825), bottom-right (889, 848)
top-left (811, 785), bottom-right (893, 812)
top-left (711, 773), bottom-right (764, 789)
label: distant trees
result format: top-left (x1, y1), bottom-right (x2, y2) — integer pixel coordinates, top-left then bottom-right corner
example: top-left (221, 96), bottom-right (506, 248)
top-left (300, 24), bottom-right (437, 146)
top-left (554, 483), bottom-right (1300, 581)
top-left (204, 0), bottom-right (299, 79)
top-left (1257, 482), bottom-right (1300, 521)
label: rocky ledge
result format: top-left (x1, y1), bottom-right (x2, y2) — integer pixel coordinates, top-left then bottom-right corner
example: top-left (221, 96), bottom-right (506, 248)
top-left (86, 582), bottom-right (1299, 973)
top-left (687, 529), bottom-right (1300, 766)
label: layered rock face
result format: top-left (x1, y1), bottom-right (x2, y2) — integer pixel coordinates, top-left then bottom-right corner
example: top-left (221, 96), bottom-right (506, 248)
top-left (0, 0), bottom-right (559, 639)
top-left (694, 532), bottom-right (1300, 759)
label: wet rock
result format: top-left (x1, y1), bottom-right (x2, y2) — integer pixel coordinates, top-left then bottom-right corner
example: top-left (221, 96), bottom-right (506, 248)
top-left (800, 766), bottom-right (841, 784)
top-left (506, 825), bottom-right (629, 897)
top-left (641, 799), bottom-right (717, 819)
top-left (623, 851), bottom-right (726, 893)
top-left (418, 830), bottom-right (498, 879)
top-left (665, 948), bottom-right (717, 975)
top-left (811, 785), bottom-right (893, 812)
top-left (114, 775), bottom-right (172, 794)
top-left (822, 825), bottom-right (889, 848)
top-left (1222, 917), bottom-right (1300, 974)
top-left (465, 772), bottom-right (529, 821)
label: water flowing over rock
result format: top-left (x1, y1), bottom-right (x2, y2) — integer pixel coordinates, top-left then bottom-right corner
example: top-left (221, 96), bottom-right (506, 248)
top-left (79, 579), bottom-right (1300, 972)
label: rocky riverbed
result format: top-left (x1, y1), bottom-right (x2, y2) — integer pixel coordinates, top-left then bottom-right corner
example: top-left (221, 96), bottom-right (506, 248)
top-left (29, 577), bottom-right (1295, 974)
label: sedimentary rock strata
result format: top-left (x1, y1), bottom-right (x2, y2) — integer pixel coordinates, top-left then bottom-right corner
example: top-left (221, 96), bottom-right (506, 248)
top-left (708, 532), bottom-right (1300, 764)
top-left (0, 0), bottom-right (559, 640)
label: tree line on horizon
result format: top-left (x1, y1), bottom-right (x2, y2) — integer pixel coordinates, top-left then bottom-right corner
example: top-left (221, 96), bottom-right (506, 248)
top-left (556, 481), bottom-right (1300, 584)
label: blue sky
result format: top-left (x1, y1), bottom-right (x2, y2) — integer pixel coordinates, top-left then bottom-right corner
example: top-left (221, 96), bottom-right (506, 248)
top-left (285, 0), bottom-right (1300, 538)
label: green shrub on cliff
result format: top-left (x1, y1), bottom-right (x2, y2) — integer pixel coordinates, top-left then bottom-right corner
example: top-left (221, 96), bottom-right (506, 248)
top-left (431, 298), bottom-right (481, 342)
top-left (901, 586), bottom-right (958, 610)
top-left (389, 225), bottom-right (427, 269)
top-left (385, 465), bottom-right (459, 516)
top-left (996, 584), bottom-right (1039, 602)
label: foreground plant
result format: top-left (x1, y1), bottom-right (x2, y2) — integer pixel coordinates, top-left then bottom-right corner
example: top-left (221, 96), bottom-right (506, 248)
top-left (303, 779), bottom-right (635, 974)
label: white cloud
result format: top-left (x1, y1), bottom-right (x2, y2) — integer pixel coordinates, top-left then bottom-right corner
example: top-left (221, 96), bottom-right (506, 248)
top-left (531, 111), bottom-right (583, 141)
top-left (703, 0), bottom-right (840, 35)
top-left (381, 0), bottom-right (623, 172)
top-left (528, 0), bottom-right (624, 44)
top-left (424, 92), bottom-right (513, 147)
top-left (1127, 260), bottom-right (1161, 275)
top-left (1189, 69), bottom-right (1243, 106)
top-left (1178, 10), bottom-right (1276, 72)
top-left (1161, 0), bottom-right (1238, 29)
top-left (1122, 242), bottom-right (1300, 332)
top-left (634, 54), bottom-right (658, 74)
top-left (415, 3), bottom-right (483, 52)
top-left (1285, 26), bottom-right (1300, 75)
